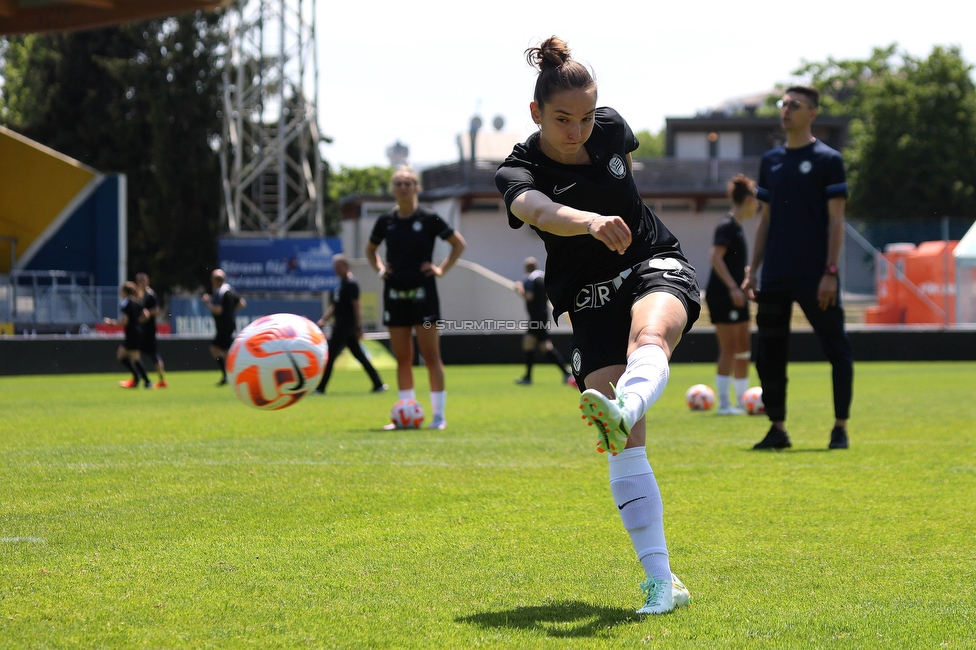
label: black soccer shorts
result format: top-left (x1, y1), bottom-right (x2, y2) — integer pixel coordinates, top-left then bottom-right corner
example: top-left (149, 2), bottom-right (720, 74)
top-left (568, 255), bottom-right (700, 389)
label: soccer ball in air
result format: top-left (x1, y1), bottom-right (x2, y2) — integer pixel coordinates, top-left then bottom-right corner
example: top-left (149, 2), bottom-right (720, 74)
top-left (741, 386), bottom-right (765, 415)
top-left (685, 384), bottom-right (716, 411)
top-left (390, 399), bottom-right (425, 429)
top-left (226, 313), bottom-right (328, 410)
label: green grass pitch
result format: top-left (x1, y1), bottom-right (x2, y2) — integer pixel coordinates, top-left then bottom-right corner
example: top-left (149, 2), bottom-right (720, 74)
top-left (1, 361), bottom-right (975, 648)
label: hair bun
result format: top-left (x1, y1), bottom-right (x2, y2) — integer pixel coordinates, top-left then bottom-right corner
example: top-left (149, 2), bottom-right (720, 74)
top-left (525, 36), bottom-right (571, 71)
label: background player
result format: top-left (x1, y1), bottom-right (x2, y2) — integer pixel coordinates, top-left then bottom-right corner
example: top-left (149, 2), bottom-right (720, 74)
top-left (365, 166), bottom-right (466, 430)
top-left (135, 272), bottom-right (167, 388)
top-left (203, 268), bottom-right (247, 386)
top-left (514, 256), bottom-right (573, 386)
top-left (705, 175), bottom-right (757, 414)
top-left (314, 254), bottom-right (388, 395)
top-left (104, 281), bottom-right (151, 388)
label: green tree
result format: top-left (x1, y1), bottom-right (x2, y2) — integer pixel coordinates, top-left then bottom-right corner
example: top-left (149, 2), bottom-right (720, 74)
top-left (633, 128), bottom-right (665, 158)
top-left (327, 165), bottom-right (393, 201)
top-left (795, 44), bottom-right (976, 221)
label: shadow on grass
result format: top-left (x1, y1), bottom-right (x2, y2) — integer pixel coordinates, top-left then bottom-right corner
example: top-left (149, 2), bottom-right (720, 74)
top-left (456, 600), bottom-right (638, 638)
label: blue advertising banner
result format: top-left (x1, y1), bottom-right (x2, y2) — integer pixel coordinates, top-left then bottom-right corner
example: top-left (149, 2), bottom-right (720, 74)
top-left (168, 297), bottom-right (324, 335)
top-left (218, 237), bottom-right (343, 292)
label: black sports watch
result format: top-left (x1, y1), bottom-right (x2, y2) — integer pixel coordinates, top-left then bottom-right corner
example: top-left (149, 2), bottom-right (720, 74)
top-left (825, 264), bottom-right (839, 276)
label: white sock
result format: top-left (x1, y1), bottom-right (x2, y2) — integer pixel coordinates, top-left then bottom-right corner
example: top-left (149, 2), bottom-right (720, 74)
top-left (608, 446), bottom-right (670, 581)
top-left (398, 389), bottom-right (416, 402)
top-left (716, 374), bottom-right (732, 409)
top-left (430, 390), bottom-right (446, 418)
top-left (617, 344), bottom-right (670, 430)
top-left (733, 377), bottom-right (750, 406)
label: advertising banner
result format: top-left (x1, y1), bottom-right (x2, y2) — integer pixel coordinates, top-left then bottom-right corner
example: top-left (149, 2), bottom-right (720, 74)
top-left (218, 237), bottom-right (343, 292)
top-left (167, 297), bottom-right (325, 335)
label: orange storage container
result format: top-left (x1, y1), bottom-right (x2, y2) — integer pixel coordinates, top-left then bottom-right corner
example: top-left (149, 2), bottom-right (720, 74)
top-left (872, 241), bottom-right (958, 325)
top-left (901, 241), bottom-right (957, 324)
top-left (875, 243), bottom-right (915, 310)
top-left (864, 304), bottom-right (904, 324)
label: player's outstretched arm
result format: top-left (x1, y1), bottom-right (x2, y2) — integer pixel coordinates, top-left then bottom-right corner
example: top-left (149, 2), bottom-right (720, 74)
top-left (510, 189), bottom-right (631, 254)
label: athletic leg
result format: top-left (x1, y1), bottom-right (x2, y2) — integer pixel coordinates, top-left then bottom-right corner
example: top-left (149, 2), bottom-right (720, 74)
top-left (346, 334), bottom-right (385, 390)
top-left (316, 333), bottom-right (348, 393)
top-left (541, 340), bottom-right (571, 380)
top-left (714, 323), bottom-right (736, 410)
top-left (210, 344), bottom-right (228, 385)
top-left (519, 333), bottom-right (536, 383)
top-left (415, 325), bottom-right (446, 427)
top-left (755, 290), bottom-right (792, 425)
top-left (388, 326), bottom-right (415, 392)
top-left (415, 325), bottom-right (445, 392)
top-left (617, 292), bottom-right (687, 442)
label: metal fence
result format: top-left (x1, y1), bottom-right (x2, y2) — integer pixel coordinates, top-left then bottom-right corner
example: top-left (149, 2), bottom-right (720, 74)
top-left (0, 271), bottom-right (118, 329)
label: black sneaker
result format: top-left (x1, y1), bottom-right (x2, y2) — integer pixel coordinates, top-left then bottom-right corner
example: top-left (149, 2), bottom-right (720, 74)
top-left (829, 426), bottom-right (849, 449)
top-left (372, 383), bottom-right (389, 394)
top-left (753, 426), bottom-right (792, 450)
top-left (514, 377), bottom-right (532, 385)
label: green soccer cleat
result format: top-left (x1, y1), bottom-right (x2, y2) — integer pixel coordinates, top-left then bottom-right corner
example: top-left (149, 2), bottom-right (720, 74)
top-left (579, 387), bottom-right (630, 456)
top-left (637, 573), bottom-right (691, 615)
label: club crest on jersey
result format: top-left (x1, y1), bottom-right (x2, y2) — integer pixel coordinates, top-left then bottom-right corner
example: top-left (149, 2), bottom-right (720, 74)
top-left (412, 221), bottom-right (423, 231)
top-left (608, 154), bottom-right (627, 179)
top-left (799, 160), bottom-right (813, 174)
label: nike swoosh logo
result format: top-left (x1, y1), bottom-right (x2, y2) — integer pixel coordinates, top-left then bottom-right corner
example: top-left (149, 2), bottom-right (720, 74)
top-left (771, 163), bottom-right (783, 171)
top-left (617, 496), bottom-right (647, 510)
top-left (553, 183), bottom-right (576, 195)
top-left (285, 351), bottom-right (306, 392)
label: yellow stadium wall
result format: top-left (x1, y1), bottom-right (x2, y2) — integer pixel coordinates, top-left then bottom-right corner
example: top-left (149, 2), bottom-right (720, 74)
top-left (0, 126), bottom-right (97, 274)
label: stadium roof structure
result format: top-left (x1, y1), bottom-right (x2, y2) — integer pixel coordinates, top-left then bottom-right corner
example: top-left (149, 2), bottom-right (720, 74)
top-left (0, 0), bottom-right (231, 36)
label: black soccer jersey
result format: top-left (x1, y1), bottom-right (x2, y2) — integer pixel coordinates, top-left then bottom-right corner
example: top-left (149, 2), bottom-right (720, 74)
top-left (369, 207), bottom-right (455, 289)
top-left (706, 215), bottom-right (748, 296)
top-left (495, 107), bottom-right (687, 318)
top-left (213, 283), bottom-right (240, 336)
top-left (330, 275), bottom-right (360, 328)
top-left (120, 297), bottom-right (143, 341)
top-left (141, 287), bottom-right (158, 337)
top-left (521, 269), bottom-right (550, 323)
top-left (757, 139), bottom-right (848, 286)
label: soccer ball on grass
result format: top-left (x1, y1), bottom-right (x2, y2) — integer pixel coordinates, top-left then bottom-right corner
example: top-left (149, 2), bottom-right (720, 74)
top-left (741, 386), bottom-right (765, 415)
top-left (226, 313), bottom-right (328, 410)
top-left (390, 399), bottom-right (425, 429)
top-left (685, 383), bottom-right (716, 411)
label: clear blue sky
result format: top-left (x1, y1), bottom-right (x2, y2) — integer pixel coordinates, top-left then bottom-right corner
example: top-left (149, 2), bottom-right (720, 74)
top-left (316, 0), bottom-right (976, 170)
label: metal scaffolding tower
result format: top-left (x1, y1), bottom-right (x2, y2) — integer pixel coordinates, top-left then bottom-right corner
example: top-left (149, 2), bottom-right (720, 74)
top-left (220, 0), bottom-right (323, 237)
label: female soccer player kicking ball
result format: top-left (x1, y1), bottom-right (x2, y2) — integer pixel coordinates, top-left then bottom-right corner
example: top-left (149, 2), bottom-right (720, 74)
top-left (495, 36), bottom-right (700, 615)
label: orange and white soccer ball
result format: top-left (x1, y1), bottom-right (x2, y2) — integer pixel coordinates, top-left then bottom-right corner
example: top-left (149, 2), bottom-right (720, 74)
top-left (742, 386), bottom-right (765, 415)
top-left (390, 399), bottom-right (425, 429)
top-left (685, 383), bottom-right (716, 411)
top-left (226, 313), bottom-right (328, 410)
